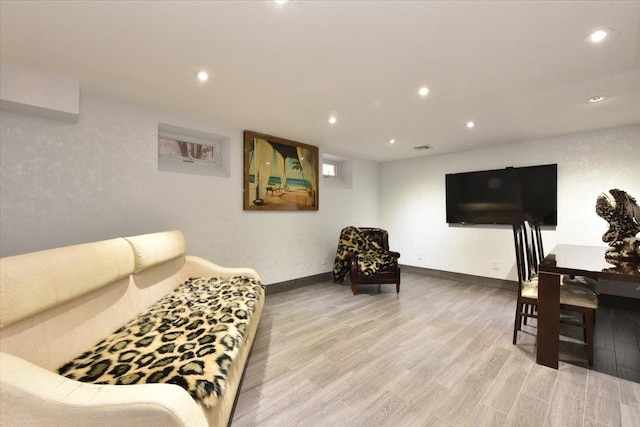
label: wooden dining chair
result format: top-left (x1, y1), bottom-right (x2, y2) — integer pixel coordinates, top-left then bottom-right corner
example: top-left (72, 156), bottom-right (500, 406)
top-left (512, 220), bottom-right (599, 366)
top-left (530, 221), bottom-right (598, 292)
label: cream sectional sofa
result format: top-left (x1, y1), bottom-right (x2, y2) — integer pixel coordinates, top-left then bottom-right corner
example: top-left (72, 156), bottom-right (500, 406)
top-left (0, 230), bottom-right (264, 427)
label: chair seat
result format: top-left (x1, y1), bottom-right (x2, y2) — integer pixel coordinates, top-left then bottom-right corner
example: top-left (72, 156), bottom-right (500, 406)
top-left (350, 266), bottom-right (399, 283)
top-left (521, 279), bottom-right (539, 299)
top-left (562, 275), bottom-right (598, 292)
top-left (520, 278), bottom-right (598, 309)
top-left (560, 286), bottom-right (599, 309)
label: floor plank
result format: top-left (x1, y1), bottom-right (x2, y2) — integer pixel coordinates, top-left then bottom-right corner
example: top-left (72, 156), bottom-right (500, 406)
top-left (232, 273), bottom-right (640, 426)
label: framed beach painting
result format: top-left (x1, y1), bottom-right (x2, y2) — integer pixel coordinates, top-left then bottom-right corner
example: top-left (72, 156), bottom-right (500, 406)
top-left (243, 131), bottom-right (319, 211)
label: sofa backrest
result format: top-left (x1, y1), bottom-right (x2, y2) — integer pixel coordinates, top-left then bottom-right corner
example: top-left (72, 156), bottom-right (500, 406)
top-left (124, 230), bottom-right (189, 315)
top-left (125, 229), bottom-right (186, 274)
top-left (0, 238), bottom-right (135, 330)
top-left (0, 230), bottom-right (187, 371)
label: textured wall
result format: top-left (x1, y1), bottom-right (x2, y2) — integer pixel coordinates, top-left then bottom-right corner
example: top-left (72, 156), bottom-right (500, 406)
top-left (0, 94), bottom-right (380, 285)
top-left (3, 93), bottom-right (638, 284)
top-left (380, 125), bottom-right (640, 281)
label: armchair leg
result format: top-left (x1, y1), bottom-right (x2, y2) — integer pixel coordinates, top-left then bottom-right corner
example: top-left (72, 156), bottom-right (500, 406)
top-left (396, 283), bottom-right (400, 293)
top-left (352, 284), bottom-right (357, 295)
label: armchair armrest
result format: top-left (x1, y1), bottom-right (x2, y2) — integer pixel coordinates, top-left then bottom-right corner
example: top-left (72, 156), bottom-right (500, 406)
top-left (0, 352), bottom-right (208, 427)
top-left (388, 251), bottom-right (401, 259)
top-left (347, 251), bottom-right (359, 271)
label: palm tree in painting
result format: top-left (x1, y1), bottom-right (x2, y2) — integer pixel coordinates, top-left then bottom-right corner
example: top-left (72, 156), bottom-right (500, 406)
top-left (290, 159), bottom-right (307, 189)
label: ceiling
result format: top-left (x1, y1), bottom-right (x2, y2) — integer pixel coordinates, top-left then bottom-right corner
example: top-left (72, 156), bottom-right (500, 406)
top-left (1, 1), bottom-right (639, 162)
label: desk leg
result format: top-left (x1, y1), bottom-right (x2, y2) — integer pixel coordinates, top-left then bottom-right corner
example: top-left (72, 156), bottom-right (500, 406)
top-left (537, 271), bottom-right (560, 369)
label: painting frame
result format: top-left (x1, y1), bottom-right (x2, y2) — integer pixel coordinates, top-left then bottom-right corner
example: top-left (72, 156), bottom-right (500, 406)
top-left (243, 130), bottom-right (319, 211)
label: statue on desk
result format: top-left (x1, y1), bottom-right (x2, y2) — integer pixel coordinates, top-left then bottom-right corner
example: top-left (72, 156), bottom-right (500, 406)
top-left (596, 189), bottom-right (640, 262)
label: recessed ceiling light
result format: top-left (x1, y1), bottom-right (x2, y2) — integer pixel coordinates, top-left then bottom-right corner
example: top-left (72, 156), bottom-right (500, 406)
top-left (195, 71), bottom-right (209, 81)
top-left (585, 28), bottom-right (614, 44)
top-left (272, 0), bottom-right (290, 5)
top-left (466, 121), bottom-right (475, 128)
top-left (588, 95), bottom-right (607, 103)
top-left (587, 29), bottom-right (609, 43)
top-left (388, 139), bottom-right (396, 144)
top-left (328, 115), bottom-right (337, 125)
top-left (418, 86), bottom-right (430, 97)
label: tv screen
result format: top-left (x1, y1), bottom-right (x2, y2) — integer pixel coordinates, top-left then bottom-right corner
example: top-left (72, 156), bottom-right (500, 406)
top-left (446, 164), bottom-right (557, 225)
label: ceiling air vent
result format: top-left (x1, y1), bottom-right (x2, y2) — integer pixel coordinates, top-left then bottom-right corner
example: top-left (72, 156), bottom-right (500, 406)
top-left (413, 145), bottom-right (433, 151)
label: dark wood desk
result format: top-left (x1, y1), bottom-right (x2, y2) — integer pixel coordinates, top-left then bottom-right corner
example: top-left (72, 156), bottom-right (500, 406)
top-left (537, 244), bottom-right (640, 368)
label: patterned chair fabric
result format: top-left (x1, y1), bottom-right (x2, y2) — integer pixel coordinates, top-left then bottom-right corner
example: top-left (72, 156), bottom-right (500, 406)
top-left (332, 226), bottom-right (401, 294)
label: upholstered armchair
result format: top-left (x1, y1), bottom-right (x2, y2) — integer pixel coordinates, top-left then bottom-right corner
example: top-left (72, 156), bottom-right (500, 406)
top-left (346, 227), bottom-right (401, 295)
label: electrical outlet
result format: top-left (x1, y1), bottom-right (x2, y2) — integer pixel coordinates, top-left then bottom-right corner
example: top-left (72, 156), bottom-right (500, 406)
top-left (418, 252), bottom-right (423, 260)
top-left (492, 260), bottom-right (500, 270)
top-left (322, 256), bottom-right (327, 265)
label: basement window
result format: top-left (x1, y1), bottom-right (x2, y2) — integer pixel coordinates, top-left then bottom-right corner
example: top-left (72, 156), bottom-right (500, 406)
top-left (322, 153), bottom-right (352, 189)
top-left (159, 137), bottom-right (217, 163)
top-left (323, 161), bottom-right (338, 178)
top-left (157, 123), bottom-right (230, 177)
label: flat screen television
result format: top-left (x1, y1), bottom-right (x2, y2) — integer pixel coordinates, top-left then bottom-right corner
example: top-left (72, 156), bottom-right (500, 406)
top-left (445, 164), bottom-right (557, 225)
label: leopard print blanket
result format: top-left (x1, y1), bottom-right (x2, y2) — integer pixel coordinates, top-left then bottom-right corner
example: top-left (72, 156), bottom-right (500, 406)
top-left (332, 226), bottom-right (398, 282)
top-left (596, 189), bottom-right (640, 261)
top-left (58, 276), bottom-right (263, 408)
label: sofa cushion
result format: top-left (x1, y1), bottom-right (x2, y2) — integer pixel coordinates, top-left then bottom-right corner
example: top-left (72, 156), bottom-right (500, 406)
top-left (125, 230), bottom-right (186, 274)
top-left (0, 238), bottom-right (135, 329)
top-left (57, 275), bottom-right (263, 409)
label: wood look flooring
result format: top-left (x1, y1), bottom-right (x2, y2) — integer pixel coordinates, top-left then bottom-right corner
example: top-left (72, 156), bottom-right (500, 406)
top-left (232, 273), bottom-right (640, 427)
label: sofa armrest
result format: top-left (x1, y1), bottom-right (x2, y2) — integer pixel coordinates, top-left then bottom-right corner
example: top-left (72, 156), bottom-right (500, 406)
top-left (0, 352), bottom-right (208, 427)
top-left (184, 255), bottom-right (261, 282)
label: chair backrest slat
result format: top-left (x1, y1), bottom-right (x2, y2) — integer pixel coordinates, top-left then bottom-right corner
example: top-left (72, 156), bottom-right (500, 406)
top-left (512, 223), bottom-right (526, 286)
top-left (512, 220), bottom-right (543, 287)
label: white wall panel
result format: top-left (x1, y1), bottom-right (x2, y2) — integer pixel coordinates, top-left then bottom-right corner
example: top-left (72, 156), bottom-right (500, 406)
top-left (380, 125), bottom-right (640, 281)
top-left (0, 95), bottom-right (380, 285)
top-left (2, 87), bottom-right (637, 285)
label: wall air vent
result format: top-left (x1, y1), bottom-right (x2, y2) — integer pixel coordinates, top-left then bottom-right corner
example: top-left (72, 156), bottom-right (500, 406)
top-left (413, 145), bottom-right (433, 150)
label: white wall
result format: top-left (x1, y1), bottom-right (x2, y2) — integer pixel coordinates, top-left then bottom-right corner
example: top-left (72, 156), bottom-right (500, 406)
top-left (2, 87), bottom-right (637, 285)
top-left (0, 94), bottom-right (380, 285)
top-left (380, 125), bottom-right (640, 281)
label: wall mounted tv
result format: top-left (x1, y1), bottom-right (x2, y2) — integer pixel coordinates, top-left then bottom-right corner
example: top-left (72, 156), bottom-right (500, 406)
top-left (445, 164), bottom-right (557, 225)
